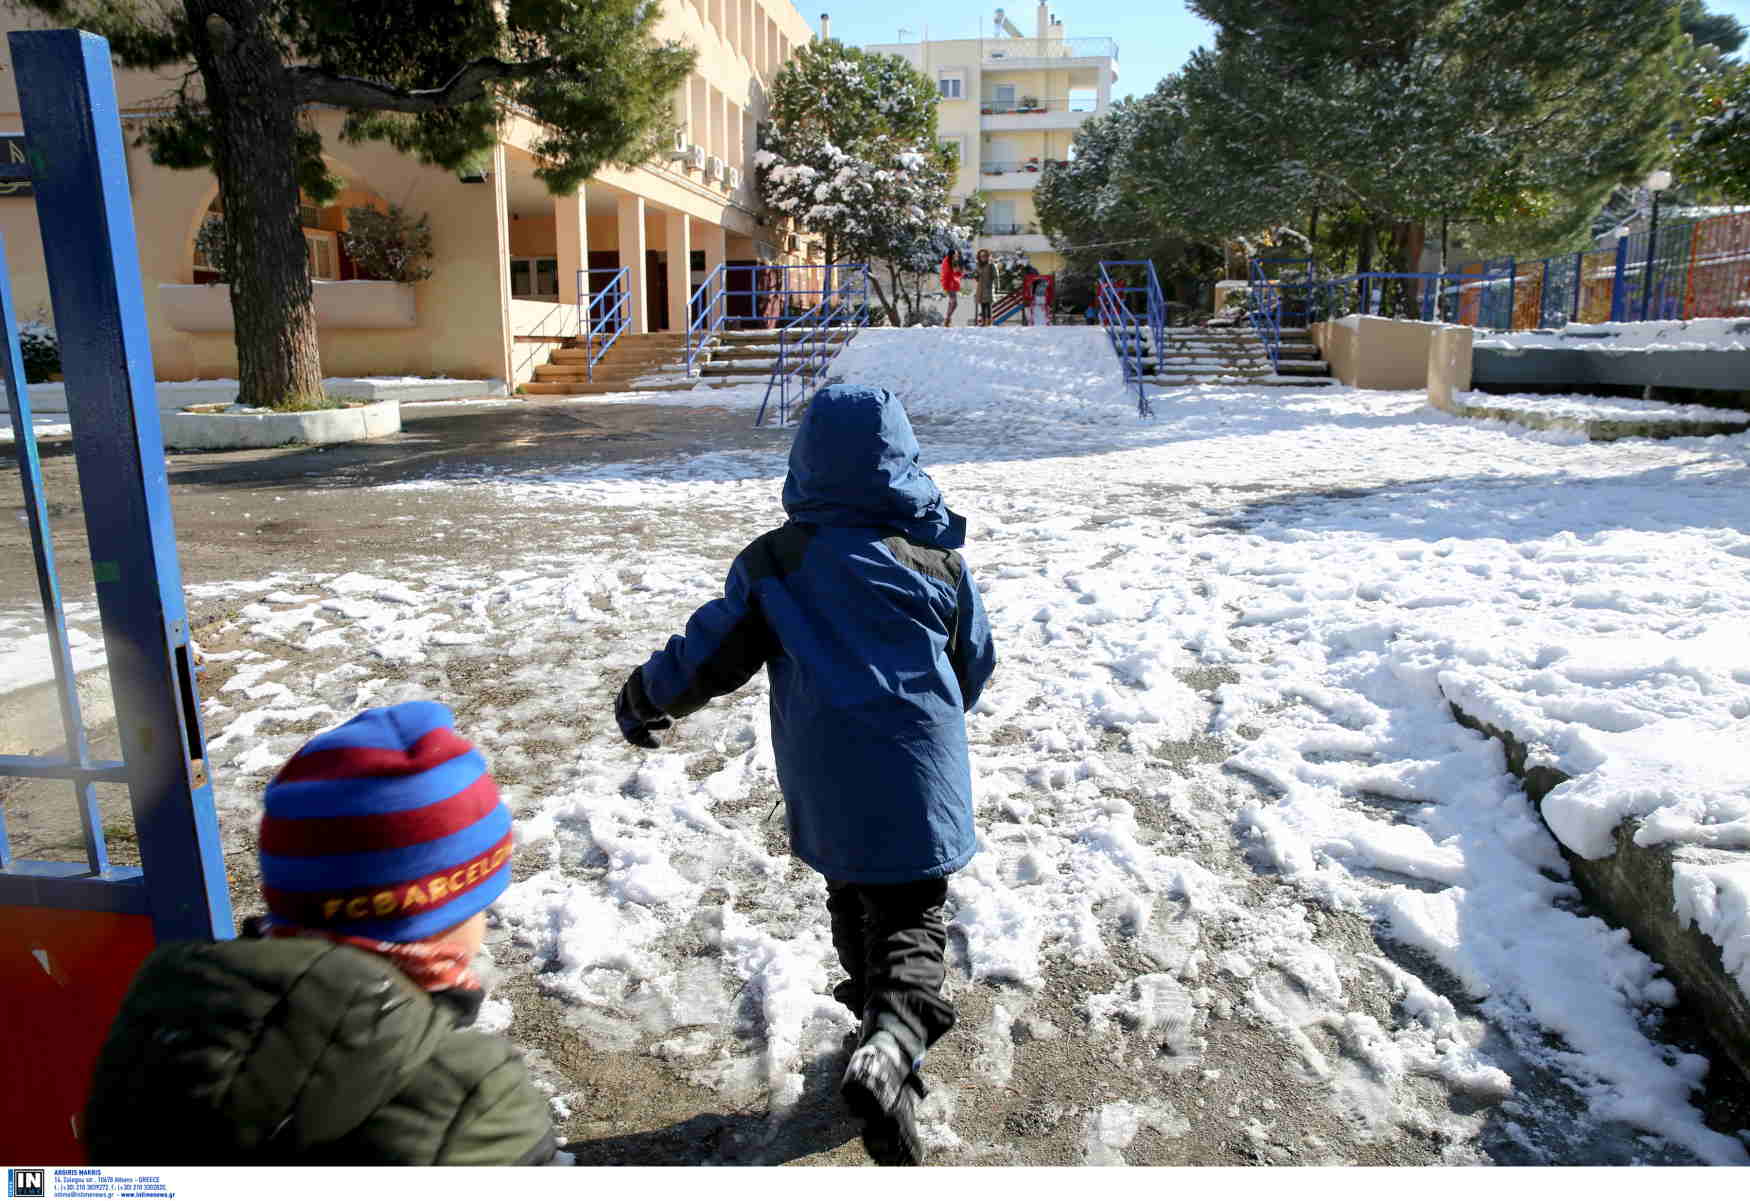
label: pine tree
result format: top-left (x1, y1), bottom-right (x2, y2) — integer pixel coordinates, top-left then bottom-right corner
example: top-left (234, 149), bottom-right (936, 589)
top-left (13, 0), bottom-right (693, 408)
top-left (1171, 0), bottom-right (1687, 266)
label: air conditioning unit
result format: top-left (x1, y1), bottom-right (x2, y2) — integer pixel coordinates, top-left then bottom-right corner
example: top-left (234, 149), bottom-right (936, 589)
top-left (684, 144), bottom-right (705, 171)
top-left (725, 165), bottom-right (742, 190)
top-left (667, 129), bottom-right (689, 160)
top-left (705, 155), bottom-right (725, 182)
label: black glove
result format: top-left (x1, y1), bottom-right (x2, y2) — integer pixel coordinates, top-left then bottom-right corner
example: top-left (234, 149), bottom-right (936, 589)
top-left (615, 667), bottom-right (673, 749)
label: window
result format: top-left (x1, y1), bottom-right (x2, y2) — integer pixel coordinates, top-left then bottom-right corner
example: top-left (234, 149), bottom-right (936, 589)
top-left (993, 84), bottom-right (1017, 107)
top-left (305, 229), bottom-right (338, 280)
top-left (939, 135), bottom-right (966, 166)
top-left (299, 203), bottom-right (322, 229)
top-left (937, 71), bottom-right (964, 100)
top-left (510, 256), bottom-right (559, 299)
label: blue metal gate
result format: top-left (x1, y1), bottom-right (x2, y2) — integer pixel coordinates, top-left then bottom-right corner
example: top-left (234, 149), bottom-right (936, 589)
top-left (1, 29), bottom-right (231, 1163)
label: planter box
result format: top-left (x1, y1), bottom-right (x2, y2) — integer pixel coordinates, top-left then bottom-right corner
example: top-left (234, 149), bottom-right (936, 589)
top-left (27, 376), bottom-right (501, 415)
top-left (159, 279), bottom-right (418, 333)
top-left (161, 399), bottom-right (400, 450)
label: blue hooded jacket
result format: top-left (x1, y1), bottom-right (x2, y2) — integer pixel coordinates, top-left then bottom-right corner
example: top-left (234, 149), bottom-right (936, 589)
top-left (638, 386), bottom-right (996, 884)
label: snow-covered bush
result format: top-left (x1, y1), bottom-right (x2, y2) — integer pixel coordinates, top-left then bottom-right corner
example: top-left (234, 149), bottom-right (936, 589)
top-left (342, 204), bottom-right (434, 284)
top-left (18, 319), bottom-right (58, 383)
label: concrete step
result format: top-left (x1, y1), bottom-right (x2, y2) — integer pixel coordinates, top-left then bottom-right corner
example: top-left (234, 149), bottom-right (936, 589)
top-left (1145, 374), bottom-right (1338, 389)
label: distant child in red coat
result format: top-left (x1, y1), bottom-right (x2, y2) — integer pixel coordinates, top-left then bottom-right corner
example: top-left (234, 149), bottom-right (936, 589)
top-left (940, 253), bottom-right (963, 327)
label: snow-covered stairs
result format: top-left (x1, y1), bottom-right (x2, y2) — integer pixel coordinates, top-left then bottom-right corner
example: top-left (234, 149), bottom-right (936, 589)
top-left (1110, 326), bottom-right (1335, 388)
top-left (520, 327), bottom-right (860, 396)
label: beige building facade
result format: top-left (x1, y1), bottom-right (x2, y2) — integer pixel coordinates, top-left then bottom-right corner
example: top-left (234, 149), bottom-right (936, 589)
top-left (0, 0), bottom-right (817, 389)
top-left (866, 4), bottom-right (1118, 277)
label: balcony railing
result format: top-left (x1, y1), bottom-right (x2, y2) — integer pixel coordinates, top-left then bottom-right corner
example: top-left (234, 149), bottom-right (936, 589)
top-left (983, 222), bottom-right (1041, 237)
top-left (984, 36), bottom-right (1118, 61)
top-left (979, 98), bottom-right (1098, 115)
top-left (979, 159), bottom-right (1065, 176)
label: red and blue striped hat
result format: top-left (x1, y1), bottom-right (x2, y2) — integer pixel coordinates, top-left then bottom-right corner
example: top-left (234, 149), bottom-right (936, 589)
top-left (259, 701), bottom-right (513, 943)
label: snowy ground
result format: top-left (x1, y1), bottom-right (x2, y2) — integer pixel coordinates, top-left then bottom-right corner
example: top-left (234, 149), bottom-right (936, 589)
top-left (11, 327), bottom-right (1750, 1163)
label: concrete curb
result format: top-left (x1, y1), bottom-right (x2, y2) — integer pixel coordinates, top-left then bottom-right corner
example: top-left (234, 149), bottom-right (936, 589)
top-left (1427, 389), bottom-right (1750, 442)
top-left (0, 664), bottom-right (115, 755)
top-left (162, 399), bottom-right (401, 451)
top-left (1445, 695), bottom-right (1750, 1079)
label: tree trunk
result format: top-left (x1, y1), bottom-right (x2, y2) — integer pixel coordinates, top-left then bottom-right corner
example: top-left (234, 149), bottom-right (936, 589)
top-left (1356, 222), bottom-right (1376, 313)
top-left (868, 269), bottom-right (902, 327)
top-left (189, 0), bottom-right (323, 409)
top-left (1392, 220), bottom-right (1426, 318)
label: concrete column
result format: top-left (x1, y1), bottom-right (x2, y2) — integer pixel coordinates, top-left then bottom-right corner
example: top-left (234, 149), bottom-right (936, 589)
top-left (556, 185), bottom-right (589, 308)
top-left (1096, 66), bottom-right (1112, 113)
top-left (617, 192), bottom-right (648, 335)
top-left (489, 143), bottom-right (513, 386)
top-left (666, 208), bottom-right (693, 334)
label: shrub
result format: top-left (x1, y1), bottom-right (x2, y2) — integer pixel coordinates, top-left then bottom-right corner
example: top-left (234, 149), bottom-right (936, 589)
top-left (193, 215), bottom-right (227, 277)
top-left (342, 204), bottom-right (434, 284)
top-left (19, 319), bottom-right (58, 382)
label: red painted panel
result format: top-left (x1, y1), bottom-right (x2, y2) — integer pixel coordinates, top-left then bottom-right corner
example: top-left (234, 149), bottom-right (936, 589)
top-left (0, 907), bottom-right (155, 1164)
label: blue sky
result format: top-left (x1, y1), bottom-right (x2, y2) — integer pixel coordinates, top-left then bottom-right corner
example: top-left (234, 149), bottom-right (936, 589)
top-left (812, 0), bottom-right (1750, 103)
top-left (808, 2), bottom-right (1219, 102)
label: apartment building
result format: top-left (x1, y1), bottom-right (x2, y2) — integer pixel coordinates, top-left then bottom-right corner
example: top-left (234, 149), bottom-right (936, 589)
top-left (865, 5), bottom-right (1118, 276)
top-left (0, 0), bottom-right (817, 390)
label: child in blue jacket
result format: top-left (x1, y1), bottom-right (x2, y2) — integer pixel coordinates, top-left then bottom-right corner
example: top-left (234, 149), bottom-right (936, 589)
top-left (615, 385), bottom-right (996, 1165)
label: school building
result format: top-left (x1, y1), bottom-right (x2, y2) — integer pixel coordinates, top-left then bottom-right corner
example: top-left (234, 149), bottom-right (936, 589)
top-left (0, 1), bottom-right (820, 391)
top-left (864, 4), bottom-right (1119, 277)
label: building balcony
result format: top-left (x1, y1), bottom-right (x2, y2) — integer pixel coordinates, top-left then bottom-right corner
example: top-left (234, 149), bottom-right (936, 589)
top-left (981, 105), bottom-right (1097, 133)
top-left (979, 228), bottom-right (1053, 255)
top-left (977, 160), bottom-right (1066, 189)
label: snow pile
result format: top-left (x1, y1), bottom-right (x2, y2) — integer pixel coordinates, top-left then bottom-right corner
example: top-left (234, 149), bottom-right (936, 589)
top-left (1475, 319), bottom-right (1750, 354)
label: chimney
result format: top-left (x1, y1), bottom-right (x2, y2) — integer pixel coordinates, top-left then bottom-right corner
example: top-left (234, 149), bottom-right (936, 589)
top-left (820, 12), bottom-right (831, 41)
top-left (1036, 1), bottom-right (1049, 39)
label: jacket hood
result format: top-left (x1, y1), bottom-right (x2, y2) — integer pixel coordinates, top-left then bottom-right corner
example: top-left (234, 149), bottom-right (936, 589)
top-left (781, 385), bottom-right (965, 549)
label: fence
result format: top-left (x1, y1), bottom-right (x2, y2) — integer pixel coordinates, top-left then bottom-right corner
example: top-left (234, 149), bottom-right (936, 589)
top-left (1253, 209), bottom-right (1750, 335)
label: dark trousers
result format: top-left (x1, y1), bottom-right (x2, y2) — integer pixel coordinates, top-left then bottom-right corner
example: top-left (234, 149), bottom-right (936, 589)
top-left (977, 299), bottom-right (992, 325)
top-left (825, 877), bottom-right (955, 1067)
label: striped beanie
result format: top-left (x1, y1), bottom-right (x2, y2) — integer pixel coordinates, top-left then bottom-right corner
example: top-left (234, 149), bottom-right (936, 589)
top-left (259, 701), bottom-right (513, 943)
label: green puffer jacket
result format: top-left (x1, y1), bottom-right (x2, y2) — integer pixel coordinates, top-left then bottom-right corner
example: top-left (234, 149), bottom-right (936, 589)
top-left (84, 934), bottom-right (559, 1165)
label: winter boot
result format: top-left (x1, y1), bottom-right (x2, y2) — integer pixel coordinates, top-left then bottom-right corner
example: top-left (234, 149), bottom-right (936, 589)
top-left (840, 1029), bottom-right (927, 1166)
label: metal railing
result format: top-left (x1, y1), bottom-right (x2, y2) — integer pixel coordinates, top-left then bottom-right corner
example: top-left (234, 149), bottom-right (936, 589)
top-left (577, 266), bottom-right (630, 382)
top-left (755, 265), bottom-right (871, 427)
top-left (984, 36), bottom-right (1119, 61)
top-left (983, 222), bottom-right (1039, 237)
top-left (979, 160), bottom-right (1062, 176)
top-left (1244, 209), bottom-right (1750, 352)
top-left (978, 99), bottom-right (1098, 115)
top-left (1098, 259), bottom-right (1166, 417)
top-left (686, 262), bottom-right (842, 375)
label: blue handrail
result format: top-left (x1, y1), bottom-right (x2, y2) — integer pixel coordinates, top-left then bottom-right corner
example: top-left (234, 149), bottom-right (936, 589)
top-left (1097, 259), bottom-right (1163, 417)
top-left (685, 261), bottom-right (727, 374)
top-left (578, 266), bottom-right (630, 382)
top-left (755, 264), bottom-right (871, 427)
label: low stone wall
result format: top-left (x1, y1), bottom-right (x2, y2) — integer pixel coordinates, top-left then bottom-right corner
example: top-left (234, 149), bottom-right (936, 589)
top-left (27, 376), bottom-right (503, 415)
top-left (1311, 315), bottom-right (1441, 390)
top-left (1446, 697), bottom-right (1750, 1080)
top-left (161, 399), bottom-right (401, 451)
top-left (1426, 325), bottom-right (1473, 408)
